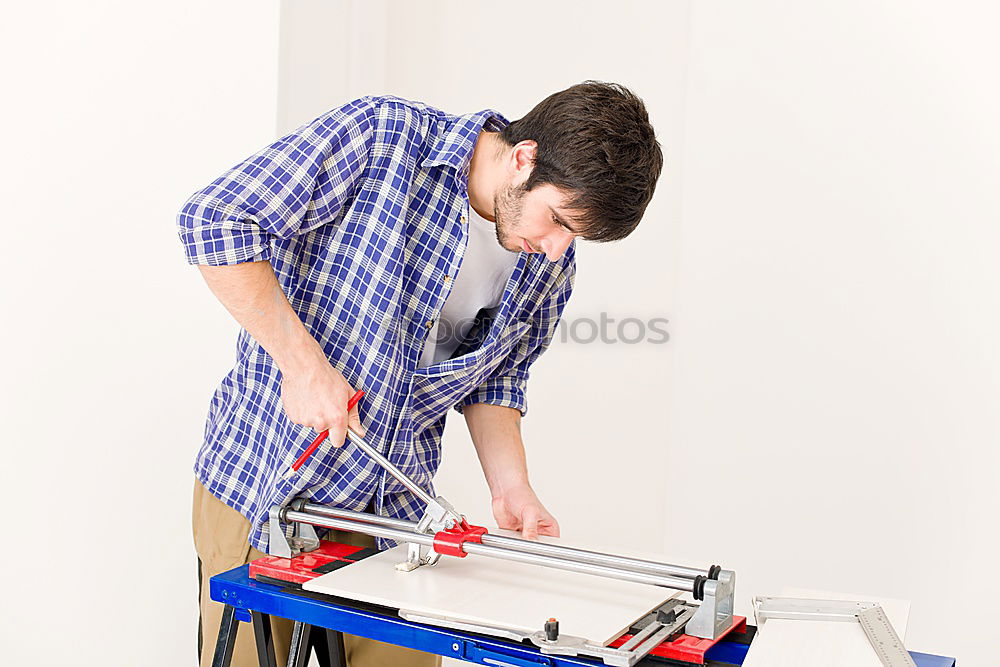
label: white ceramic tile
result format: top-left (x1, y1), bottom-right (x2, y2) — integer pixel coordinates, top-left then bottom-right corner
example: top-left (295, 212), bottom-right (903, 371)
top-left (304, 543), bottom-right (678, 645)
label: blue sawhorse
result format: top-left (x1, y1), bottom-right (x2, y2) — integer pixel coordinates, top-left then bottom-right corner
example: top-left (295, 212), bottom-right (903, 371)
top-left (209, 564), bottom-right (956, 667)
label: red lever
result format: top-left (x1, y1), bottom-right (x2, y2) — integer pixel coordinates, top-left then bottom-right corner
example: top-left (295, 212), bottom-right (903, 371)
top-left (288, 390), bottom-right (365, 473)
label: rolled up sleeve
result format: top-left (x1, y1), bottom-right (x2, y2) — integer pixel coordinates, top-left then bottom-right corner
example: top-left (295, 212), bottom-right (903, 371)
top-left (176, 97), bottom-right (378, 266)
top-left (457, 257), bottom-right (576, 417)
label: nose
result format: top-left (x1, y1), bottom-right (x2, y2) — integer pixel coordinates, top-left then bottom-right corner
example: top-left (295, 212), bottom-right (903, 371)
top-left (541, 229), bottom-right (575, 261)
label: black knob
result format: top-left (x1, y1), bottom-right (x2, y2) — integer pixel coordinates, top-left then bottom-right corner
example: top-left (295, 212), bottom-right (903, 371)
top-left (656, 608), bottom-right (677, 625)
top-left (544, 618), bottom-right (559, 641)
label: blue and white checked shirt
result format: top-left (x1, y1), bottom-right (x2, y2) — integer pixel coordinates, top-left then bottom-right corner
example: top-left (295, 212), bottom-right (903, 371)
top-left (177, 96), bottom-right (576, 552)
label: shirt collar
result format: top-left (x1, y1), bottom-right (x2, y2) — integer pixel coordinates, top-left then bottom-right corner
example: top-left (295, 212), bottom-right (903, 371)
top-left (421, 108), bottom-right (510, 170)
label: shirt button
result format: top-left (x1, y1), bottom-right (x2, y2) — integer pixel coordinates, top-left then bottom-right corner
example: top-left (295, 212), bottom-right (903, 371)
top-left (425, 320), bottom-right (434, 329)
top-left (460, 214), bottom-right (467, 223)
top-left (443, 275), bottom-right (452, 284)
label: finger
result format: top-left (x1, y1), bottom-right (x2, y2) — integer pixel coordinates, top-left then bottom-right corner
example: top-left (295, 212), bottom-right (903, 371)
top-left (521, 508), bottom-right (541, 541)
top-left (539, 515), bottom-right (560, 538)
top-left (321, 410), bottom-right (349, 447)
top-left (348, 403), bottom-right (365, 437)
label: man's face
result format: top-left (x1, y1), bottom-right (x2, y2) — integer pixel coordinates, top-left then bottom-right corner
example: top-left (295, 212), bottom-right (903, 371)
top-left (493, 182), bottom-right (581, 262)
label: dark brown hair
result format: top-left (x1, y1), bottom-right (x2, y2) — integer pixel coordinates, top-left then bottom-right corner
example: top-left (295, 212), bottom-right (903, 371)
top-left (498, 81), bottom-right (663, 242)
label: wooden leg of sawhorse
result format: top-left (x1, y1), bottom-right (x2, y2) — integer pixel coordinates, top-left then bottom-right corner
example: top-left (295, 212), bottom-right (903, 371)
top-left (286, 621), bottom-right (347, 667)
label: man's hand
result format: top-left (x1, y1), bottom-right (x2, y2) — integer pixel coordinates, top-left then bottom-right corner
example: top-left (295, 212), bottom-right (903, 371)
top-left (462, 403), bottom-right (559, 541)
top-left (491, 482), bottom-right (560, 541)
top-left (280, 348), bottom-right (365, 446)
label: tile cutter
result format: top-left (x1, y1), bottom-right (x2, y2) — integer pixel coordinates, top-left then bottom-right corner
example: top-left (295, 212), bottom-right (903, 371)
top-left (266, 400), bottom-right (739, 665)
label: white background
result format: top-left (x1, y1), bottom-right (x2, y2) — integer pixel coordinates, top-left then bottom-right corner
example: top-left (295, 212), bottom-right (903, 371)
top-left (2, 1), bottom-right (996, 665)
top-left (0, 1), bottom-right (280, 663)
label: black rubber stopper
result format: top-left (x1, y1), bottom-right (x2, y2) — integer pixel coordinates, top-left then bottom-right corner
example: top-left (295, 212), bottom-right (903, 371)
top-left (544, 618), bottom-right (559, 641)
top-left (692, 575), bottom-right (706, 601)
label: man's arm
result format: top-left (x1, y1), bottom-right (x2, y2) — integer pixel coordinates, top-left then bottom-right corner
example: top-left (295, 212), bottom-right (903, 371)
top-left (455, 255), bottom-right (576, 540)
top-left (198, 261), bottom-right (364, 443)
top-left (177, 99), bottom-right (379, 442)
top-left (462, 402), bottom-right (558, 540)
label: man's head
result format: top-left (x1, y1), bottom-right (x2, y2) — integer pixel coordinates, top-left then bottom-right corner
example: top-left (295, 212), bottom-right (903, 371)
top-left (484, 81), bottom-right (663, 261)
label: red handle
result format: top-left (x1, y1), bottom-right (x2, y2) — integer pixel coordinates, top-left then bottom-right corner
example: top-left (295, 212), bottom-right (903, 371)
top-left (290, 390), bottom-right (365, 472)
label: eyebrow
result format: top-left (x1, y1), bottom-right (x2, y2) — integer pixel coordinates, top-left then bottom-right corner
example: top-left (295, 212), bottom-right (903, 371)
top-left (549, 205), bottom-right (580, 234)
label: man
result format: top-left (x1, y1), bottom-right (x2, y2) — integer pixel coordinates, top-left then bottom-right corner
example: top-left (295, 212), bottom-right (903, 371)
top-left (178, 80), bottom-right (662, 666)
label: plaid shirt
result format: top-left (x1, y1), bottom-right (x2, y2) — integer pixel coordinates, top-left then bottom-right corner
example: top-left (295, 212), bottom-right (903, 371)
top-left (177, 96), bottom-right (576, 552)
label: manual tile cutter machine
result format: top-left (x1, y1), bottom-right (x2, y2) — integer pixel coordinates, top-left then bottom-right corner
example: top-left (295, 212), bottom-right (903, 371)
top-left (258, 399), bottom-right (743, 666)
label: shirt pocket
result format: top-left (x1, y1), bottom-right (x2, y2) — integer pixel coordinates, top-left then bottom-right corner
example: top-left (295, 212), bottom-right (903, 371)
top-left (408, 320), bottom-right (531, 434)
top-left (416, 319), bottom-right (530, 380)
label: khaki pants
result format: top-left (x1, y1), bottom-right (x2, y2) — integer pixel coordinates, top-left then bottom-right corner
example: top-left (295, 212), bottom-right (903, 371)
top-left (194, 480), bottom-right (441, 667)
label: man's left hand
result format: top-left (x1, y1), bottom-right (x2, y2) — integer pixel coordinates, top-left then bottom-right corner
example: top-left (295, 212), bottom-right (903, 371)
top-left (491, 483), bottom-right (560, 540)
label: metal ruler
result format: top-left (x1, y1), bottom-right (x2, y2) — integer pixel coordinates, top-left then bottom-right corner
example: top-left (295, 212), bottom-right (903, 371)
top-left (753, 597), bottom-right (916, 667)
top-left (858, 605), bottom-right (916, 667)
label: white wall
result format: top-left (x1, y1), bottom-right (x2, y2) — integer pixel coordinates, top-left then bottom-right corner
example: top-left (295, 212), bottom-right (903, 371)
top-left (276, 0), bottom-right (388, 134)
top-left (378, 0), bottom-right (694, 558)
top-left (277, 1), bottom-right (995, 664)
top-left (278, 5), bottom-right (691, 667)
top-left (666, 1), bottom-right (1000, 663)
top-left (0, 1), bottom-right (280, 664)
top-left (277, 0), bottom-right (693, 553)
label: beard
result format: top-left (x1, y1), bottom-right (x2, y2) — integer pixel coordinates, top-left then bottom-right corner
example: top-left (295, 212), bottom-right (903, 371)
top-left (492, 181), bottom-right (528, 253)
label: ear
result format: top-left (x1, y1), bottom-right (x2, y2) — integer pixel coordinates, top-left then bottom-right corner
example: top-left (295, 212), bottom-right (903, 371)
top-left (509, 140), bottom-right (537, 183)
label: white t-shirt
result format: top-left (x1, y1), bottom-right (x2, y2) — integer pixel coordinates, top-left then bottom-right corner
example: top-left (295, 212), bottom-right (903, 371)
top-left (418, 206), bottom-right (519, 368)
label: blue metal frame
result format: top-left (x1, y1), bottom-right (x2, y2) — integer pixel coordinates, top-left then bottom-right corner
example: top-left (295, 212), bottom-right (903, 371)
top-left (210, 565), bottom-right (956, 666)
